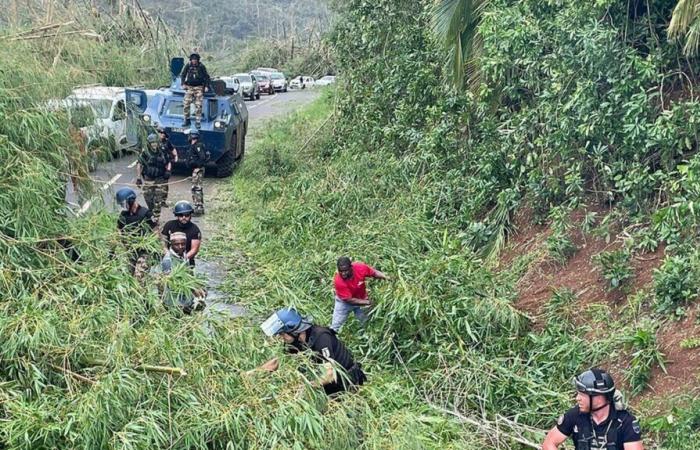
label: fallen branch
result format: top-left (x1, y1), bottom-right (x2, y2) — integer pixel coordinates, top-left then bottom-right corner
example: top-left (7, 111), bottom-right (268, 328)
top-left (1, 22), bottom-right (74, 39)
top-left (135, 364), bottom-right (188, 377)
top-left (49, 364), bottom-right (96, 385)
top-left (430, 404), bottom-right (545, 450)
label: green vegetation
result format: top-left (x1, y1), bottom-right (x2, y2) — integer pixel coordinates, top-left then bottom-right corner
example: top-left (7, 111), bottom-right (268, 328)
top-left (594, 248), bottom-right (634, 290)
top-left (4, 0), bottom-right (700, 448)
top-left (653, 252), bottom-right (700, 316)
top-left (621, 322), bottom-right (666, 395)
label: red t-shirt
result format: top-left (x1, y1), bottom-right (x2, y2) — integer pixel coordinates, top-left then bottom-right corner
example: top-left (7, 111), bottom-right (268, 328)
top-left (334, 262), bottom-right (377, 301)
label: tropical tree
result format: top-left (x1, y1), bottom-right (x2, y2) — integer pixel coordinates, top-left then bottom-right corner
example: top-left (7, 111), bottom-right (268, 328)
top-left (430, 0), bottom-right (489, 89)
top-left (669, 0), bottom-right (700, 56)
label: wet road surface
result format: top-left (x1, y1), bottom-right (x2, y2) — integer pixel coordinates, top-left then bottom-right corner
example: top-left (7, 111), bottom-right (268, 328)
top-left (66, 88), bottom-right (321, 318)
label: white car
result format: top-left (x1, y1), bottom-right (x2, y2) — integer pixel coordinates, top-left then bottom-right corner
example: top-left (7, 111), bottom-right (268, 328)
top-left (316, 76), bottom-right (336, 86)
top-left (219, 76), bottom-right (241, 95)
top-left (56, 86), bottom-right (140, 153)
top-left (289, 76), bottom-right (315, 89)
top-left (269, 72), bottom-right (288, 92)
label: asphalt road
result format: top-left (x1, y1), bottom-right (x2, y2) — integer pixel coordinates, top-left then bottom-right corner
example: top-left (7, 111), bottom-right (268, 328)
top-left (66, 88), bottom-right (321, 226)
top-left (65, 88), bottom-right (321, 315)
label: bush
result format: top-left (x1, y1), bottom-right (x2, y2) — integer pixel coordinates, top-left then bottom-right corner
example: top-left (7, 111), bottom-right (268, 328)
top-left (654, 253), bottom-right (700, 316)
top-left (594, 249), bottom-right (633, 290)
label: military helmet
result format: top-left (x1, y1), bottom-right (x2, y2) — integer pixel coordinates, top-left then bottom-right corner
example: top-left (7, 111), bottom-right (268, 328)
top-left (189, 130), bottom-right (200, 139)
top-left (173, 200), bottom-right (194, 215)
top-left (147, 133), bottom-right (159, 144)
top-left (573, 368), bottom-right (615, 396)
top-left (260, 308), bottom-right (312, 337)
top-left (189, 53), bottom-right (201, 61)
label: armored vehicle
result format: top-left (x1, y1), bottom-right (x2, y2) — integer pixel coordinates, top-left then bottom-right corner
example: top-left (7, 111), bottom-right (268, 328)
top-left (125, 57), bottom-right (248, 177)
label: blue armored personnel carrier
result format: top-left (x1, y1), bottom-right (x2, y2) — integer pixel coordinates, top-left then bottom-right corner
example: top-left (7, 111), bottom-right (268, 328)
top-left (125, 57), bottom-right (248, 177)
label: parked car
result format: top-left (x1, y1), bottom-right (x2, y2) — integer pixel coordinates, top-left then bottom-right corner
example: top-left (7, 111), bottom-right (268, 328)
top-left (233, 73), bottom-right (260, 100)
top-left (269, 72), bottom-right (288, 92)
top-left (290, 76), bottom-right (315, 89)
top-left (316, 75), bottom-right (336, 86)
top-left (219, 76), bottom-right (241, 95)
top-left (257, 74), bottom-right (275, 95)
top-left (55, 86), bottom-right (139, 155)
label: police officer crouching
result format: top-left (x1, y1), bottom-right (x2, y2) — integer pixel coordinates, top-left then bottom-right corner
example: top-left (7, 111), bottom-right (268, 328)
top-left (253, 308), bottom-right (367, 396)
top-left (542, 368), bottom-right (643, 450)
top-left (115, 187), bottom-right (157, 280)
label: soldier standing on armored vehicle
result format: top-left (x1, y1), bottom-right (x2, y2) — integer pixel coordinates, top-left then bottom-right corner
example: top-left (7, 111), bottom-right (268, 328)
top-left (180, 53), bottom-right (210, 129)
top-left (136, 133), bottom-right (172, 223)
top-left (186, 130), bottom-right (208, 215)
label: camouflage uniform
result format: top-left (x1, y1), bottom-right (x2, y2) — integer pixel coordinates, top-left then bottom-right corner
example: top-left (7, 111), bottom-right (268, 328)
top-left (142, 178), bottom-right (168, 222)
top-left (187, 138), bottom-right (208, 215)
top-left (138, 145), bottom-right (171, 223)
top-left (183, 86), bottom-right (205, 126)
top-left (180, 58), bottom-right (210, 127)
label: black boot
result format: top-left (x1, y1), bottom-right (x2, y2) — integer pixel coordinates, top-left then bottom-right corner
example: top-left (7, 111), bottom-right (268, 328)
top-left (182, 118), bottom-right (191, 127)
top-left (195, 120), bottom-right (201, 129)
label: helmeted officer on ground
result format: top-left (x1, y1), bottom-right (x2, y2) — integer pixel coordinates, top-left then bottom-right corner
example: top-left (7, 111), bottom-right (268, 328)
top-left (186, 130), bottom-right (208, 216)
top-left (542, 368), bottom-right (644, 450)
top-left (156, 127), bottom-right (177, 204)
top-left (115, 187), bottom-right (157, 279)
top-left (180, 53), bottom-right (210, 129)
top-left (160, 201), bottom-right (202, 267)
top-left (136, 133), bottom-right (172, 223)
top-left (253, 308), bottom-right (367, 396)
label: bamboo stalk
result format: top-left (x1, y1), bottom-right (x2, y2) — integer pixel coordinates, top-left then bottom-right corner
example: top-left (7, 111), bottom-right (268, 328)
top-left (49, 364), bottom-right (96, 384)
top-left (135, 364), bottom-right (188, 376)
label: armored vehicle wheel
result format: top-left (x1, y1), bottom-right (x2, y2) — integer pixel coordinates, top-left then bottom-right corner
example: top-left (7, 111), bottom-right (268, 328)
top-left (249, 91), bottom-right (255, 101)
top-left (237, 134), bottom-right (246, 161)
top-left (215, 151), bottom-right (235, 178)
top-left (256, 92), bottom-right (261, 100)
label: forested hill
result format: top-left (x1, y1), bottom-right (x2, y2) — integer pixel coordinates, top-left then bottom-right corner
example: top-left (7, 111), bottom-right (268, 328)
top-left (136, 0), bottom-right (332, 49)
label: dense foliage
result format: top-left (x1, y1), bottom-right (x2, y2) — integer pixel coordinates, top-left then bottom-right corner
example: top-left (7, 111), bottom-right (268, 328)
top-left (205, 0), bottom-right (700, 446)
top-left (3, 0), bottom-right (700, 447)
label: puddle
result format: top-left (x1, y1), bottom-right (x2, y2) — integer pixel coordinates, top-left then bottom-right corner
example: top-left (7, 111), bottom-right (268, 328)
top-left (196, 258), bottom-right (246, 334)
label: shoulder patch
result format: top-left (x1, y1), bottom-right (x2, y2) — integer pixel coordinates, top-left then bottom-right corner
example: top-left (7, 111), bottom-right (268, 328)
top-left (632, 420), bottom-right (641, 434)
top-left (321, 347), bottom-right (331, 359)
top-left (573, 425), bottom-right (578, 433)
top-left (557, 415), bottom-right (564, 426)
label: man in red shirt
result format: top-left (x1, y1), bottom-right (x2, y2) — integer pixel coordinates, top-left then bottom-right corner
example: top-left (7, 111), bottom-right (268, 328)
top-left (331, 256), bottom-right (389, 332)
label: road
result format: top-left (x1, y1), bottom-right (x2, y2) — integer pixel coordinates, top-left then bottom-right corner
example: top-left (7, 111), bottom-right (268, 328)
top-left (65, 88), bottom-right (321, 316)
top-left (66, 89), bottom-right (320, 226)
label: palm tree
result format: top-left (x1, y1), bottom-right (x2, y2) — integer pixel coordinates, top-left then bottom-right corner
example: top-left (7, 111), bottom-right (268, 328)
top-left (430, 0), bottom-right (489, 89)
top-left (669, 0), bottom-right (700, 57)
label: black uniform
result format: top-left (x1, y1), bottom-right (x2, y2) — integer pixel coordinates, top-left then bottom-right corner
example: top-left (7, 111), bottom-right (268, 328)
top-left (187, 141), bottom-right (208, 169)
top-left (556, 406), bottom-right (642, 450)
top-left (160, 219), bottom-right (201, 267)
top-left (180, 63), bottom-right (211, 87)
top-left (117, 205), bottom-right (157, 236)
top-left (288, 325), bottom-right (366, 396)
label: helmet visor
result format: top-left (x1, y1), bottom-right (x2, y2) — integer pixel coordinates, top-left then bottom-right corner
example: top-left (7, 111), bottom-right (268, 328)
top-left (261, 312), bottom-right (285, 337)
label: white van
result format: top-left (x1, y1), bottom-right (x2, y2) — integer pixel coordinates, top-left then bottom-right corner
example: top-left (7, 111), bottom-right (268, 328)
top-left (59, 86), bottom-right (139, 153)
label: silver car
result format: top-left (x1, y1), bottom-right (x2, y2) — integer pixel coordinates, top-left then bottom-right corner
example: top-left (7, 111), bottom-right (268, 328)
top-left (269, 72), bottom-right (288, 92)
top-left (234, 73), bottom-right (260, 100)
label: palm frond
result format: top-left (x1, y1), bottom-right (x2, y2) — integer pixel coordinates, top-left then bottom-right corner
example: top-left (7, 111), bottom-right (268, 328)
top-left (431, 0), bottom-right (489, 89)
top-left (669, 0), bottom-right (700, 56)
